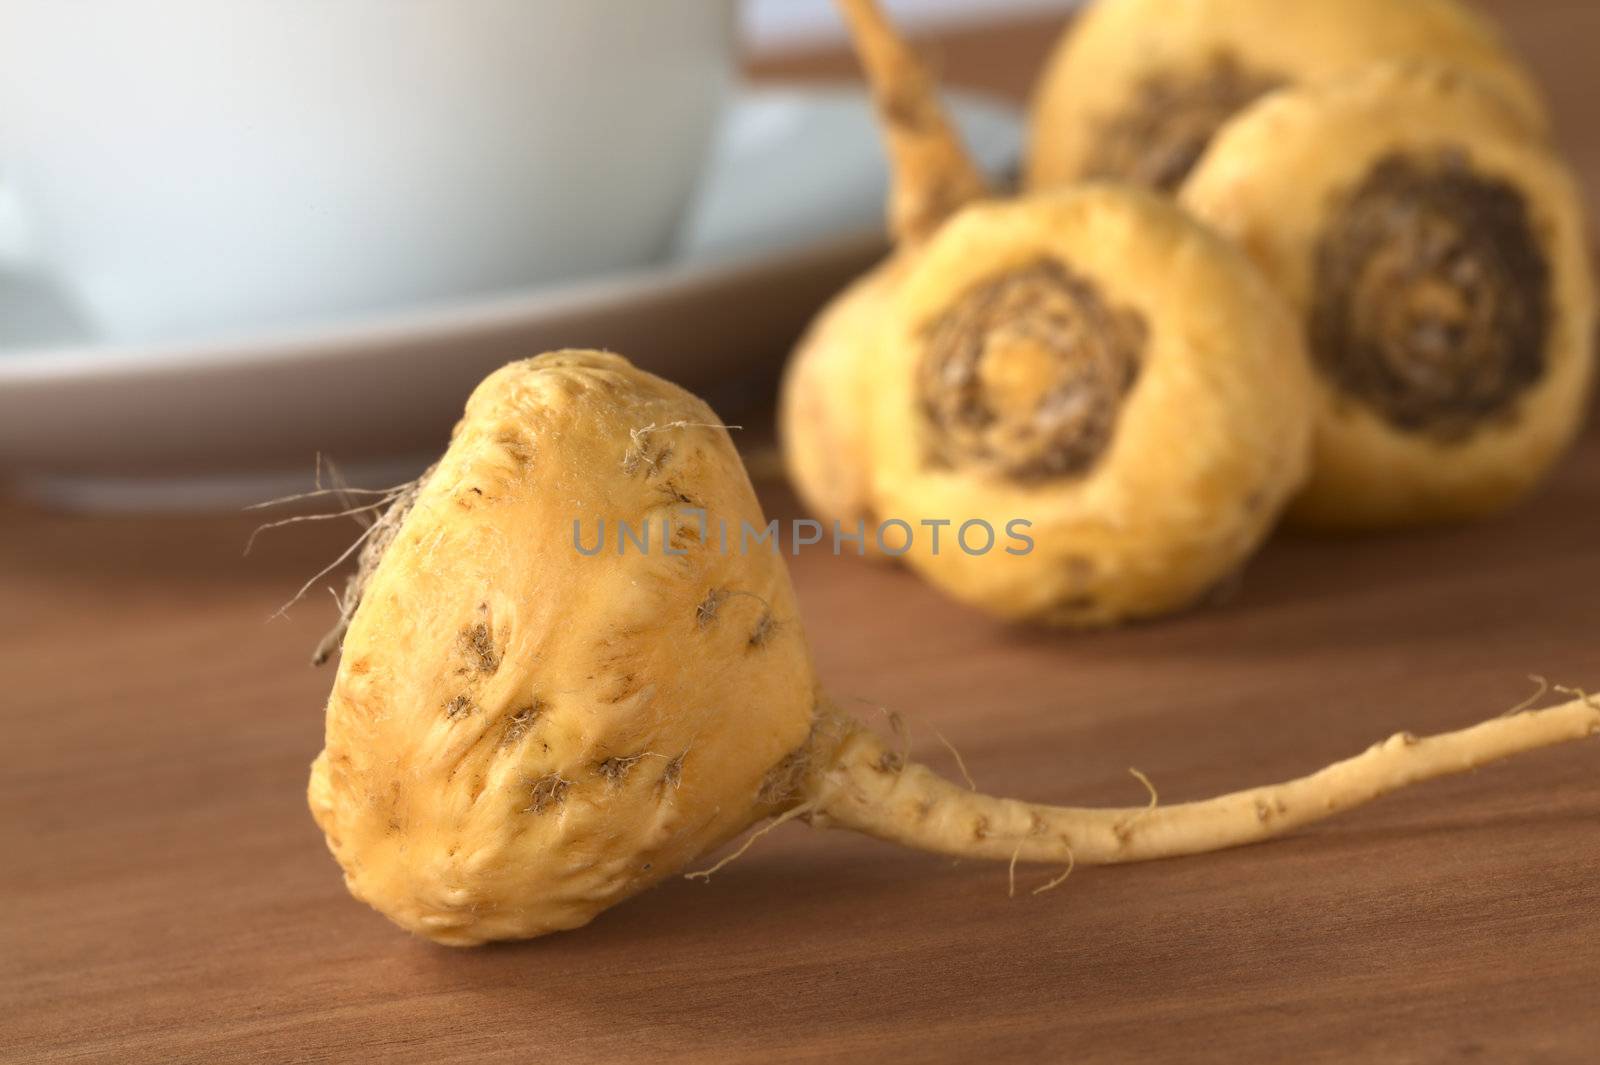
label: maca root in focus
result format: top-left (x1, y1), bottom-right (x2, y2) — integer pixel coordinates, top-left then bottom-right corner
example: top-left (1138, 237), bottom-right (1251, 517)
top-left (303, 349), bottom-right (1600, 947)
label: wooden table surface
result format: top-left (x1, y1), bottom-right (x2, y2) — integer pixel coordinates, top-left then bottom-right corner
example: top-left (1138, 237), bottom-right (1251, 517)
top-left (5, 5), bottom-right (1599, 1063)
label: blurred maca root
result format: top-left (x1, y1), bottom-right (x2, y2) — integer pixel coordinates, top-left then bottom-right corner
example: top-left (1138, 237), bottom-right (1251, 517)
top-left (783, 0), bottom-right (1312, 626)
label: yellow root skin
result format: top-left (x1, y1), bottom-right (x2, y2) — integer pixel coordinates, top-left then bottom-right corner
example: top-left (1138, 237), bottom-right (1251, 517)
top-left (779, 257), bottom-right (910, 549)
top-left (1181, 65), bottom-right (1597, 530)
top-left (310, 352), bottom-right (818, 946)
top-left (810, 696), bottom-right (1600, 866)
top-left (866, 187), bottom-right (1313, 626)
top-left (1027, 0), bottom-right (1547, 194)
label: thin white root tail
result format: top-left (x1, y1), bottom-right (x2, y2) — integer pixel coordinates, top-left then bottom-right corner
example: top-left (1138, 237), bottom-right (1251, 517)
top-left (1032, 848), bottom-right (1076, 897)
top-left (1113, 767), bottom-right (1159, 838)
top-left (684, 802), bottom-right (818, 882)
top-left (808, 695), bottom-right (1600, 869)
top-left (934, 730), bottom-right (978, 791)
top-left (1502, 675), bottom-right (1550, 718)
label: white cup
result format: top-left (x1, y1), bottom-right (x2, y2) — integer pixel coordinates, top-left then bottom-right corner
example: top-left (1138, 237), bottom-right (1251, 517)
top-left (0, 0), bottom-right (736, 345)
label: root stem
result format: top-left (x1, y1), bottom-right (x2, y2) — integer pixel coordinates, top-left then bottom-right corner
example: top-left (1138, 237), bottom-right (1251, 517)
top-left (835, 0), bottom-right (989, 244)
top-left (809, 696), bottom-right (1600, 869)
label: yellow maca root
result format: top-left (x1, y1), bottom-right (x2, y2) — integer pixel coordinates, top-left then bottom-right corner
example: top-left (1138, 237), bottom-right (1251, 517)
top-left (863, 185), bottom-right (1312, 624)
top-left (310, 352), bottom-right (820, 945)
top-left (310, 352), bottom-right (1600, 946)
top-left (1027, 0), bottom-right (1546, 194)
top-left (778, 0), bottom-right (989, 542)
top-left (785, 0), bottom-right (1313, 623)
top-left (1181, 64), bottom-right (1597, 528)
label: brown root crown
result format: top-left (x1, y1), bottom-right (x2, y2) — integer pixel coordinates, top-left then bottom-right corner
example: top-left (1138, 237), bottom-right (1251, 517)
top-left (1311, 148), bottom-right (1551, 439)
top-left (1086, 52), bottom-right (1285, 192)
top-left (918, 258), bottom-right (1146, 482)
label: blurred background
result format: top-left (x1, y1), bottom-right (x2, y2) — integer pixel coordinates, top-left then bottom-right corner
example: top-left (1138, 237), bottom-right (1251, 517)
top-left (745, 0), bottom-right (1075, 49)
top-left (0, 0), bottom-right (1064, 510)
top-left (0, 0), bottom-right (1591, 512)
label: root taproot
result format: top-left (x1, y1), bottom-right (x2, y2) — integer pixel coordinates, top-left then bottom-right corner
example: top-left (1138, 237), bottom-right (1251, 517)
top-left (803, 694), bottom-right (1599, 869)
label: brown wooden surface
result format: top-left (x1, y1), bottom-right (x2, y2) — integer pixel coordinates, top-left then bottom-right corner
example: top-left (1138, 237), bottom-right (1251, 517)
top-left (5, 6), bottom-right (1600, 1063)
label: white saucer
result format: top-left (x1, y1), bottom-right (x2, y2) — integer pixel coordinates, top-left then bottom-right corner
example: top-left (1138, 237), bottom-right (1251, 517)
top-left (0, 86), bottom-right (1021, 510)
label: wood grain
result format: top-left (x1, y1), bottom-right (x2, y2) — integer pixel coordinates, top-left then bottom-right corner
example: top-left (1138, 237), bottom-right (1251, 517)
top-left (5, 5), bottom-right (1600, 1063)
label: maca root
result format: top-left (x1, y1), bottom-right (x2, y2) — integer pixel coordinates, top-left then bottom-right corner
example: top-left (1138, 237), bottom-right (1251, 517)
top-left (308, 351), bottom-right (1599, 946)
